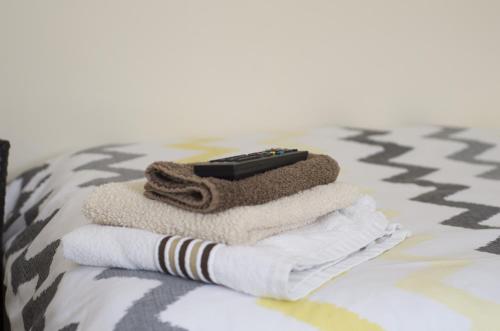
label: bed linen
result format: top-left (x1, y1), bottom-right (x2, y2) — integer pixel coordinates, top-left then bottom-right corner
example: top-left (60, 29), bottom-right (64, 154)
top-left (3, 126), bottom-right (500, 331)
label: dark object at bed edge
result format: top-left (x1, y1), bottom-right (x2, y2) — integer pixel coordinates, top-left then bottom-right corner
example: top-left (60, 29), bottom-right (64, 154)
top-left (0, 139), bottom-right (11, 331)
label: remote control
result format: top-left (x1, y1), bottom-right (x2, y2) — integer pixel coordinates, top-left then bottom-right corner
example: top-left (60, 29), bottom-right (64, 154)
top-left (193, 148), bottom-right (309, 180)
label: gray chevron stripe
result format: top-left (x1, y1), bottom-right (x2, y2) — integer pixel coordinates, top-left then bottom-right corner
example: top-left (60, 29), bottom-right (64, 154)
top-left (73, 144), bottom-right (146, 187)
top-left (4, 187), bottom-right (51, 237)
top-left (58, 323), bottom-right (79, 331)
top-left (22, 273), bottom-right (65, 331)
top-left (4, 163), bottom-right (50, 233)
top-left (478, 236), bottom-right (500, 255)
top-left (11, 240), bottom-right (61, 294)
top-left (344, 128), bottom-right (500, 255)
top-left (96, 269), bottom-right (202, 331)
top-left (5, 209), bottom-right (58, 258)
top-left (427, 127), bottom-right (500, 180)
top-left (427, 127), bottom-right (500, 253)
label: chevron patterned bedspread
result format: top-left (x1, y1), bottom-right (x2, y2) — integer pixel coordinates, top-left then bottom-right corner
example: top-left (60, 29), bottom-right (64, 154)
top-left (3, 126), bottom-right (500, 331)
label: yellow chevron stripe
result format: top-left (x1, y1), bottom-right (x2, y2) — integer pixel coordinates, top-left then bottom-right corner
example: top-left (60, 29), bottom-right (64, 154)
top-left (169, 138), bottom-right (238, 163)
top-left (379, 209), bottom-right (399, 220)
top-left (383, 235), bottom-right (500, 330)
top-left (258, 298), bottom-right (383, 331)
top-left (260, 131), bottom-right (324, 154)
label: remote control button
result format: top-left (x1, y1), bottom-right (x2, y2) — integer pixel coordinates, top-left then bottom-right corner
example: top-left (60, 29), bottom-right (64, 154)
top-left (210, 154), bottom-right (247, 162)
top-left (198, 149), bottom-right (309, 179)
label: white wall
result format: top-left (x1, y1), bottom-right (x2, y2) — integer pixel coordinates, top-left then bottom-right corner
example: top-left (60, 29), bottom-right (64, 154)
top-left (1, 0), bottom-right (500, 178)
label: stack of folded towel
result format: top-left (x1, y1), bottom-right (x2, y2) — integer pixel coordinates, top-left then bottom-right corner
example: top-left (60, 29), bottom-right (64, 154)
top-left (63, 153), bottom-right (409, 300)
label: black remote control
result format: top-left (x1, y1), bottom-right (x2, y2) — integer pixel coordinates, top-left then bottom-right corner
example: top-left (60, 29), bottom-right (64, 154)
top-left (193, 148), bottom-right (309, 180)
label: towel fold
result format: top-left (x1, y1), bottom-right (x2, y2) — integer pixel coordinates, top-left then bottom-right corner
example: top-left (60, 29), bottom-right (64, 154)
top-left (144, 154), bottom-right (340, 213)
top-left (64, 196), bottom-right (410, 300)
top-left (84, 180), bottom-right (360, 245)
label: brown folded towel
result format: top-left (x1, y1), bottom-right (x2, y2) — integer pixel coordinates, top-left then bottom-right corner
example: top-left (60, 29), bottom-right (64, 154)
top-left (144, 153), bottom-right (340, 213)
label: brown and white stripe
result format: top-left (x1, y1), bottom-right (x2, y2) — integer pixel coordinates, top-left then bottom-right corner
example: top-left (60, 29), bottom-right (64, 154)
top-left (156, 235), bottom-right (220, 283)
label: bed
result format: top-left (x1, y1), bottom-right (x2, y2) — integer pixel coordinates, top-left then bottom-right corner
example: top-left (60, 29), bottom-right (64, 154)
top-left (2, 126), bottom-right (500, 331)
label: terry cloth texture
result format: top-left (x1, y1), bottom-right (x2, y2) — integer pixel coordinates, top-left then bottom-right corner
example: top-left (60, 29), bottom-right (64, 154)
top-left (144, 153), bottom-right (340, 213)
top-left (65, 196), bottom-right (410, 300)
top-left (83, 180), bottom-right (360, 245)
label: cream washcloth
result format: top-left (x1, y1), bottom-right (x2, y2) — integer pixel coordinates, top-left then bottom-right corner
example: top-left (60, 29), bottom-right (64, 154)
top-left (83, 180), bottom-right (361, 245)
top-left (65, 196), bottom-right (410, 300)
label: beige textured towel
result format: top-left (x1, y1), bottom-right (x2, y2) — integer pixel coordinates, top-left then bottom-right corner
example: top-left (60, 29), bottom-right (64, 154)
top-left (84, 180), bottom-right (361, 245)
top-left (144, 154), bottom-right (340, 213)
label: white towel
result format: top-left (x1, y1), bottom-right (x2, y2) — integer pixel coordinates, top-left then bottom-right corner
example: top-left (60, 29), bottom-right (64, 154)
top-left (64, 196), bottom-right (410, 300)
top-left (83, 180), bottom-right (361, 245)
